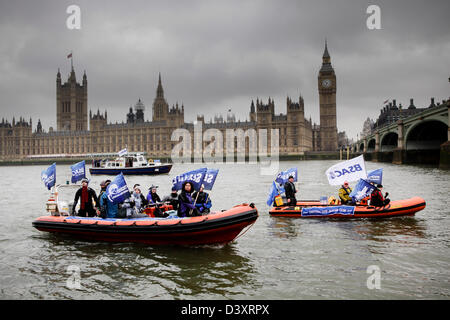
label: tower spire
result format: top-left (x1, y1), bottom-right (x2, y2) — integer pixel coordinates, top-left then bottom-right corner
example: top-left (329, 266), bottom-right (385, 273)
top-left (156, 72), bottom-right (164, 98)
top-left (323, 38), bottom-right (330, 60)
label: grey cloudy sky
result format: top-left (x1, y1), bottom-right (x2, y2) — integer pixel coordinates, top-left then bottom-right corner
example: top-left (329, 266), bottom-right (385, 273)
top-left (0, 0), bottom-right (449, 140)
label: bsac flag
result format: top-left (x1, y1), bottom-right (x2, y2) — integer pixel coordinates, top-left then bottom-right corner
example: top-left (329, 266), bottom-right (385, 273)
top-left (367, 168), bottom-right (383, 185)
top-left (275, 167), bottom-right (298, 185)
top-left (325, 155), bottom-right (367, 186)
top-left (70, 160), bottom-right (86, 183)
top-left (106, 173), bottom-right (130, 204)
top-left (349, 179), bottom-right (376, 201)
top-left (41, 163), bottom-right (56, 190)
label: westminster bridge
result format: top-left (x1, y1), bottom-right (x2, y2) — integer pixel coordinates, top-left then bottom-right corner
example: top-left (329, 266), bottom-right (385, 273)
top-left (351, 100), bottom-right (450, 169)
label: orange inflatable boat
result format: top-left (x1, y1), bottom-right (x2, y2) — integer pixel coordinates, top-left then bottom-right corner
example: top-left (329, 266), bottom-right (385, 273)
top-left (33, 203), bottom-right (258, 245)
top-left (269, 197), bottom-right (426, 218)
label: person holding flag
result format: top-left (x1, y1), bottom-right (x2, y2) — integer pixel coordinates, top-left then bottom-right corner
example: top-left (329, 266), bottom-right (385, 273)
top-left (177, 181), bottom-right (201, 217)
top-left (72, 178), bottom-right (100, 217)
top-left (100, 173), bottom-right (130, 218)
top-left (191, 168), bottom-right (218, 214)
top-left (193, 185), bottom-right (212, 214)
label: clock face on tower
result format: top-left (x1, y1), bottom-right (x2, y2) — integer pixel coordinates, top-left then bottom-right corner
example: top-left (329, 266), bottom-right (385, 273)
top-left (322, 79), bottom-right (332, 88)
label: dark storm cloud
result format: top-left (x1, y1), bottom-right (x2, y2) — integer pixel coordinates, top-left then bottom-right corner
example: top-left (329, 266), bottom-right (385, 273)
top-left (0, 0), bottom-right (449, 139)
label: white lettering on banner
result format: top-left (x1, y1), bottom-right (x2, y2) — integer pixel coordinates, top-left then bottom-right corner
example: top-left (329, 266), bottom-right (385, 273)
top-left (72, 168), bottom-right (84, 175)
top-left (326, 155), bottom-right (367, 185)
top-left (42, 173), bottom-right (55, 185)
top-left (329, 164), bottom-right (363, 180)
top-left (107, 184), bottom-right (128, 202)
top-left (204, 174), bottom-right (214, 184)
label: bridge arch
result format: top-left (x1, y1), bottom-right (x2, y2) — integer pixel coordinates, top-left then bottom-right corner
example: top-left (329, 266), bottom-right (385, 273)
top-left (358, 142), bottom-right (365, 152)
top-left (367, 138), bottom-right (376, 152)
top-left (380, 132), bottom-right (398, 151)
top-left (405, 119), bottom-right (447, 150)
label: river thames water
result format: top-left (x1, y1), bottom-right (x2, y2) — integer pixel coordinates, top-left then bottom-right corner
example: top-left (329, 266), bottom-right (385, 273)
top-left (0, 160), bottom-right (449, 299)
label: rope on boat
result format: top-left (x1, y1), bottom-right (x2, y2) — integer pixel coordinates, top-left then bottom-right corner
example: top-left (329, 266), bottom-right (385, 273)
top-left (233, 219), bottom-right (257, 242)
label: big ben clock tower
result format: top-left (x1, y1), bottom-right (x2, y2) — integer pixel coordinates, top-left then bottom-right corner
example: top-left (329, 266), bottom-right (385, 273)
top-left (318, 40), bottom-right (338, 151)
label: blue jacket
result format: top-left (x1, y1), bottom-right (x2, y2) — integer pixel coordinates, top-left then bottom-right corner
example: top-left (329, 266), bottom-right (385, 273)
top-left (100, 192), bottom-right (119, 218)
top-left (177, 191), bottom-right (196, 217)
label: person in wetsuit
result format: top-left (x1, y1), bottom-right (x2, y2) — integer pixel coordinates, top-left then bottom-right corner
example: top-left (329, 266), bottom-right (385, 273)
top-left (72, 178), bottom-right (99, 217)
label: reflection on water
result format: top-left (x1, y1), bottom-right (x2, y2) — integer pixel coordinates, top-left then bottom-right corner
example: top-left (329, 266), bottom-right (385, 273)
top-left (268, 218), bottom-right (300, 239)
top-left (353, 217), bottom-right (427, 243)
top-left (21, 234), bottom-right (257, 299)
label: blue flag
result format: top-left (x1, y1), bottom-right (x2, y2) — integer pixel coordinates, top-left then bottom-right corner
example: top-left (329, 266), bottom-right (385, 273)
top-left (267, 181), bottom-right (283, 206)
top-left (106, 173), bottom-right (130, 204)
top-left (349, 179), bottom-right (376, 201)
top-left (202, 168), bottom-right (219, 190)
top-left (41, 163), bottom-right (56, 190)
top-left (172, 168), bottom-right (207, 191)
top-left (367, 168), bottom-right (383, 185)
top-left (70, 160), bottom-right (86, 183)
top-left (275, 167), bottom-right (298, 185)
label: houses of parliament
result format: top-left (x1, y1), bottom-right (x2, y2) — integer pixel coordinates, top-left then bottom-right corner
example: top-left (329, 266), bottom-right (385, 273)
top-left (0, 43), bottom-right (339, 160)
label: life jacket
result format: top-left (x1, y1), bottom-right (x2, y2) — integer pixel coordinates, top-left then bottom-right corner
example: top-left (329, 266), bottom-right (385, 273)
top-left (360, 196), bottom-right (369, 206)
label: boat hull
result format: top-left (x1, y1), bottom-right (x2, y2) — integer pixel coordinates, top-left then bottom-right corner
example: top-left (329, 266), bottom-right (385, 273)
top-left (33, 204), bottom-right (258, 245)
top-left (269, 197), bottom-right (426, 219)
top-left (89, 164), bottom-right (172, 175)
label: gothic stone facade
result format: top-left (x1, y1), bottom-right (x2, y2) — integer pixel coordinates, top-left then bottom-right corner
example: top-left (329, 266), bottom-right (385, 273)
top-left (0, 45), bottom-right (339, 160)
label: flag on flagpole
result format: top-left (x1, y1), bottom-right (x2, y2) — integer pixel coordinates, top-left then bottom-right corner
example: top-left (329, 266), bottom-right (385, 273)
top-left (349, 179), bottom-right (376, 202)
top-left (41, 163), bottom-right (56, 190)
top-left (201, 168), bottom-right (219, 190)
top-left (106, 173), bottom-right (130, 204)
top-left (70, 160), bottom-right (86, 183)
top-left (275, 167), bottom-right (298, 185)
top-left (118, 148), bottom-right (128, 156)
top-left (367, 168), bottom-right (383, 185)
top-left (172, 168), bottom-right (207, 191)
top-left (325, 155), bottom-right (367, 186)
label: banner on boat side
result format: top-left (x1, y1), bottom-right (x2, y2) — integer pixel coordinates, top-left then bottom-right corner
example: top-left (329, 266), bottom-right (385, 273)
top-left (301, 206), bottom-right (355, 217)
top-left (41, 163), bottom-right (56, 190)
top-left (202, 168), bottom-right (219, 190)
top-left (106, 173), bottom-right (130, 204)
top-left (70, 160), bottom-right (86, 183)
top-left (118, 148), bottom-right (128, 156)
top-left (349, 178), bottom-right (376, 201)
top-left (367, 168), bottom-right (383, 185)
top-left (172, 168), bottom-right (207, 191)
top-left (275, 167), bottom-right (298, 185)
top-left (325, 155), bottom-right (367, 186)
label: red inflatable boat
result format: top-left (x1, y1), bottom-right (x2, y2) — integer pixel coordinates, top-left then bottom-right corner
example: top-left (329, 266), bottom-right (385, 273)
top-left (33, 203), bottom-right (258, 245)
top-left (269, 197), bottom-right (426, 219)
